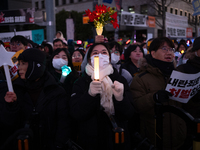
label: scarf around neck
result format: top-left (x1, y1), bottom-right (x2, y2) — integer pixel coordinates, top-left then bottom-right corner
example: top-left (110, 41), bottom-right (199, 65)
top-left (85, 63), bottom-right (115, 115)
top-left (146, 55), bottom-right (174, 77)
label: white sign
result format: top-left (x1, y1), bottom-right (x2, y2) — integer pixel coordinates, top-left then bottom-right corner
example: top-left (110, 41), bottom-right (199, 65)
top-left (0, 45), bottom-right (15, 92)
top-left (165, 70), bottom-right (200, 103)
top-left (166, 26), bottom-right (186, 38)
top-left (66, 18), bottom-right (74, 40)
top-left (121, 11), bottom-right (148, 27)
top-left (166, 12), bottom-right (188, 28)
top-left (0, 31), bottom-right (32, 43)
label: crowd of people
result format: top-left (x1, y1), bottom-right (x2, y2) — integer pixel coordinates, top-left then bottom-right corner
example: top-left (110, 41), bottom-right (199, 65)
top-left (0, 31), bottom-right (199, 150)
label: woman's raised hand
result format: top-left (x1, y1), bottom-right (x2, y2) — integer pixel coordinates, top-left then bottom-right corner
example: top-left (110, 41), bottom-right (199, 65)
top-left (112, 81), bottom-right (124, 101)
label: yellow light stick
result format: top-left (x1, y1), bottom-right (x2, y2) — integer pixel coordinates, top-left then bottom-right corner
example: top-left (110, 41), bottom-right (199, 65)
top-left (94, 56), bottom-right (99, 81)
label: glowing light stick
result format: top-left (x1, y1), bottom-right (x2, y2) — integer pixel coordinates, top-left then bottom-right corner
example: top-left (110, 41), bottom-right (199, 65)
top-left (60, 65), bottom-right (72, 83)
top-left (94, 56), bottom-right (99, 81)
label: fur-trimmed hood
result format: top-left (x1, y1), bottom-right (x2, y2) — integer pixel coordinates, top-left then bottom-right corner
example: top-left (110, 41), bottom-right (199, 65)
top-left (184, 47), bottom-right (196, 59)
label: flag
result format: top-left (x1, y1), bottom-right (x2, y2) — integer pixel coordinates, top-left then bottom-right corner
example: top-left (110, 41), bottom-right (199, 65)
top-left (103, 0), bottom-right (113, 4)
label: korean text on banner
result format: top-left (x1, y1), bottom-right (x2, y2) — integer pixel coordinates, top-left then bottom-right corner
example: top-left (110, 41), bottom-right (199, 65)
top-left (121, 11), bottom-right (148, 27)
top-left (165, 70), bottom-right (200, 103)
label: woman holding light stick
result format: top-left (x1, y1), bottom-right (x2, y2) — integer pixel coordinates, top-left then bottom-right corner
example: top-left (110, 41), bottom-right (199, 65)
top-left (70, 43), bottom-right (134, 150)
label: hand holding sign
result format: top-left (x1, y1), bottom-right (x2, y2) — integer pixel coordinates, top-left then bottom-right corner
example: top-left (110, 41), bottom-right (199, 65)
top-left (165, 70), bottom-right (200, 103)
top-left (0, 45), bottom-right (15, 92)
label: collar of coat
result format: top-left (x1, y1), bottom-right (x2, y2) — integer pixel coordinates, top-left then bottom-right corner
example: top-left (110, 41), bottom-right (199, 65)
top-left (138, 55), bottom-right (167, 77)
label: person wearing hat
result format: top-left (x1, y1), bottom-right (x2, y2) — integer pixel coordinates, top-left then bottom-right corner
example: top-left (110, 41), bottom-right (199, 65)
top-left (2, 48), bottom-right (71, 150)
top-left (130, 37), bottom-right (186, 149)
top-left (71, 48), bottom-right (85, 76)
top-left (71, 48), bottom-right (85, 63)
top-left (122, 44), bottom-right (144, 77)
top-left (70, 43), bottom-right (134, 150)
top-left (177, 36), bottom-right (200, 118)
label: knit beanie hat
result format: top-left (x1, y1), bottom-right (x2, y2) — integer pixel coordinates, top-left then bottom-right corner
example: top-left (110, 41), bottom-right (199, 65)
top-left (18, 48), bottom-right (46, 81)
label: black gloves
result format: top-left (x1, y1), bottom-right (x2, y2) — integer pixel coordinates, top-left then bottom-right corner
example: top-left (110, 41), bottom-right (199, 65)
top-left (153, 90), bottom-right (172, 103)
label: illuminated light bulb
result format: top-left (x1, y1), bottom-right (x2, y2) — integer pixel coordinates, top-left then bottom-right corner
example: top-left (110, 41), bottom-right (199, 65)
top-left (181, 50), bottom-right (184, 54)
top-left (94, 56), bottom-right (99, 81)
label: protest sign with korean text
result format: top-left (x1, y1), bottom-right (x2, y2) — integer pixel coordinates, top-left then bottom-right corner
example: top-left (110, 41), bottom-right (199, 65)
top-left (0, 8), bottom-right (35, 24)
top-left (121, 11), bottom-right (148, 27)
top-left (166, 70), bottom-right (200, 103)
top-left (165, 12), bottom-right (188, 38)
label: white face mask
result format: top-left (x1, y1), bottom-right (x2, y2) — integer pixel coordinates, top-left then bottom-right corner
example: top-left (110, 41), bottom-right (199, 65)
top-left (111, 53), bottom-right (120, 64)
top-left (52, 58), bottom-right (68, 70)
top-left (143, 48), bottom-right (147, 55)
top-left (91, 53), bottom-right (110, 70)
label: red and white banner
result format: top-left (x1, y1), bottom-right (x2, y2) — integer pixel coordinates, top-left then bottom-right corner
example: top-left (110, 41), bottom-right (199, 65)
top-left (166, 70), bottom-right (200, 103)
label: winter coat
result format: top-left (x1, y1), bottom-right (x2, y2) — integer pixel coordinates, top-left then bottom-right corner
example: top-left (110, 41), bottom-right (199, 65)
top-left (130, 57), bottom-right (186, 150)
top-left (0, 69), bottom-right (9, 147)
top-left (112, 63), bottom-right (133, 86)
top-left (176, 52), bottom-right (200, 118)
top-left (1, 72), bottom-right (71, 150)
top-left (122, 61), bottom-right (139, 77)
top-left (70, 68), bottom-right (135, 150)
top-left (48, 69), bottom-right (78, 99)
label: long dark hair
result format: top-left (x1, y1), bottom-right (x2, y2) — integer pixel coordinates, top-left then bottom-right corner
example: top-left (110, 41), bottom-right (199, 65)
top-left (48, 48), bottom-right (76, 73)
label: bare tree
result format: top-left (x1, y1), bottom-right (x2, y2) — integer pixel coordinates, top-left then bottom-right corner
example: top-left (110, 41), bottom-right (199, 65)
top-left (147, 0), bottom-right (178, 37)
top-left (180, 0), bottom-right (198, 37)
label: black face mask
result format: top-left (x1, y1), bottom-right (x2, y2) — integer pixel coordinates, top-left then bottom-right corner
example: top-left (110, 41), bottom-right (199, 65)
top-left (146, 55), bottom-right (175, 76)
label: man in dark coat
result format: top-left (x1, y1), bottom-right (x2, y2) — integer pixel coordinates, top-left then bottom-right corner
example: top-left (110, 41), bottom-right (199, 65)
top-left (2, 48), bottom-right (71, 150)
top-left (177, 37), bottom-right (200, 118)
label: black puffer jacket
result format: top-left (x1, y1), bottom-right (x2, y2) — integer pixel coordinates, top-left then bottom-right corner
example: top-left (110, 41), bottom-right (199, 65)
top-left (1, 72), bottom-right (71, 150)
top-left (0, 69), bottom-right (9, 147)
top-left (70, 68), bottom-right (134, 150)
top-left (177, 55), bottom-right (200, 118)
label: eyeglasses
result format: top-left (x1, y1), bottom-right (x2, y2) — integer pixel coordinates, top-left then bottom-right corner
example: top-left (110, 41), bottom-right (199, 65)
top-left (110, 50), bottom-right (120, 54)
top-left (160, 47), bottom-right (175, 53)
top-left (72, 55), bottom-right (82, 59)
top-left (10, 43), bottom-right (22, 46)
